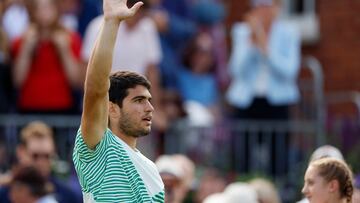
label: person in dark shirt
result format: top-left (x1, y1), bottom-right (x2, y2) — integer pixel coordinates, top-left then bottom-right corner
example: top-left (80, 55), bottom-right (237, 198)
top-left (0, 121), bottom-right (80, 203)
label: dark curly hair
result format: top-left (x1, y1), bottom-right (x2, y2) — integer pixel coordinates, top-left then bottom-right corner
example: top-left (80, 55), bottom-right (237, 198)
top-left (109, 71), bottom-right (151, 108)
top-left (11, 165), bottom-right (52, 198)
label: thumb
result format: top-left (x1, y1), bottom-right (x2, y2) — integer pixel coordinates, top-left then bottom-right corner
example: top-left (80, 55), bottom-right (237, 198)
top-left (129, 1), bottom-right (144, 16)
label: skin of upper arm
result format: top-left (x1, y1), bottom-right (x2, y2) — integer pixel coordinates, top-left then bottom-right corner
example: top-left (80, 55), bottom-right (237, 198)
top-left (80, 78), bottom-right (110, 150)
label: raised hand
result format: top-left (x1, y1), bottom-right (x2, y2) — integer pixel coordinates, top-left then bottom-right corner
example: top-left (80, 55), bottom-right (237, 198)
top-left (51, 30), bottom-right (70, 53)
top-left (23, 25), bottom-right (39, 53)
top-left (103, 0), bottom-right (143, 22)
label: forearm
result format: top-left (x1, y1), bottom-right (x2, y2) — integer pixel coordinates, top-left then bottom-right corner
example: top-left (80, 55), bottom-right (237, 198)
top-left (81, 0), bottom-right (143, 149)
top-left (81, 19), bottom-right (121, 149)
top-left (267, 32), bottom-right (301, 80)
top-left (84, 19), bottom-right (120, 96)
top-left (58, 48), bottom-right (80, 87)
top-left (13, 46), bottom-right (33, 87)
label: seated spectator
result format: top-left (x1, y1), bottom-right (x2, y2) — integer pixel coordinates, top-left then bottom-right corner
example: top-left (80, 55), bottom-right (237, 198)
top-left (249, 178), bottom-right (280, 203)
top-left (12, 0), bottom-right (81, 114)
top-left (148, 0), bottom-right (227, 90)
top-left (176, 31), bottom-right (222, 125)
top-left (203, 182), bottom-right (258, 203)
top-left (9, 165), bottom-right (58, 203)
top-left (302, 157), bottom-right (353, 203)
top-left (309, 145), bottom-right (344, 161)
top-left (161, 90), bottom-right (191, 154)
top-left (194, 168), bottom-right (227, 203)
top-left (0, 121), bottom-right (80, 203)
top-left (155, 154), bottom-right (195, 203)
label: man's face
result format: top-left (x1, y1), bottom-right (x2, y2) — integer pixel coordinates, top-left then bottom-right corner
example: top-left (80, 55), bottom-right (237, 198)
top-left (20, 138), bottom-right (55, 177)
top-left (10, 182), bottom-right (35, 203)
top-left (117, 85), bottom-right (154, 137)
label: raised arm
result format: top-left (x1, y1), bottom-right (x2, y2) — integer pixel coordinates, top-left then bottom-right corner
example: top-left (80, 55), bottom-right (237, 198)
top-left (81, 0), bottom-right (143, 149)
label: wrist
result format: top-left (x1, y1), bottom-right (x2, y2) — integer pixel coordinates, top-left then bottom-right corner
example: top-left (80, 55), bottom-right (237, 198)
top-left (103, 16), bottom-right (122, 25)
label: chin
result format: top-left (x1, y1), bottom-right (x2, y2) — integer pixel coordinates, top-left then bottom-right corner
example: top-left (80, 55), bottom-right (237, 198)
top-left (135, 128), bottom-right (151, 138)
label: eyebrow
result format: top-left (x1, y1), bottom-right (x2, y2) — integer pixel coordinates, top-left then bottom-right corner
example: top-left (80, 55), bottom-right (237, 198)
top-left (131, 95), bottom-right (152, 101)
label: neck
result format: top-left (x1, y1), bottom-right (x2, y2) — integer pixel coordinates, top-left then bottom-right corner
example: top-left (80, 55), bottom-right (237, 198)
top-left (339, 198), bottom-right (348, 203)
top-left (111, 127), bottom-right (137, 149)
top-left (328, 196), bottom-right (348, 203)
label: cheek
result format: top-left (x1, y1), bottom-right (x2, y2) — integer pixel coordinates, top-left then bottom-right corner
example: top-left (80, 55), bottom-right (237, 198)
top-left (312, 185), bottom-right (328, 199)
top-left (10, 187), bottom-right (28, 203)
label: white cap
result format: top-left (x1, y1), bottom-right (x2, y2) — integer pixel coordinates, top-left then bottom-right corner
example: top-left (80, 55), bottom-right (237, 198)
top-left (310, 145), bottom-right (344, 162)
top-left (224, 182), bottom-right (258, 203)
top-left (203, 193), bottom-right (230, 203)
top-left (155, 155), bottom-right (184, 178)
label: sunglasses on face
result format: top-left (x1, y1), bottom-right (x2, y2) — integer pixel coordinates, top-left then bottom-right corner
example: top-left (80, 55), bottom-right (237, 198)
top-left (31, 152), bottom-right (53, 160)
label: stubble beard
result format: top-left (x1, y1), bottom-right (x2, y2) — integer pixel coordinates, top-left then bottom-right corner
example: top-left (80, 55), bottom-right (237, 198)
top-left (118, 112), bottom-right (151, 138)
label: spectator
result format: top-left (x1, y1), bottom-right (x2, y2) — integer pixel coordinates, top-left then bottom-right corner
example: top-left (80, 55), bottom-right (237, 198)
top-left (2, 0), bottom-right (29, 42)
top-left (203, 182), bottom-right (258, 203)
top-left (176, 31), bottom-right (222, 125)
top-left (155, 154), bottom-right (195, 203)
top-left (302, 157), bottom-right (353, 203)
top-left (59, 0), bottom-right (100, 36)
top-left (0, 0), bottom-right (13, 113)
top-left (309, 145), bottom-right (344, 162)
top-left (194, 168), bottom-right (227, 203)
top-left (147, 0), bottom-right (196, 89)
top-left (0, 121), bottom-right (80, 203)
top-left (226, 0), bottom-right (300, 120)
top-left (160, 89), bottom-right (195, 155)
top-left (249, 178), bottom-right (281, 203)
top-left (226, 0), bottom-right (301, 174)
top-left (9, 165), bottom-right (58, 203)
top-left (202, 192), bottom-right (229, 203)
top-left (148, 0), bottom-right (227, 90)
top-left (12, 0), bottom-right (81, 114)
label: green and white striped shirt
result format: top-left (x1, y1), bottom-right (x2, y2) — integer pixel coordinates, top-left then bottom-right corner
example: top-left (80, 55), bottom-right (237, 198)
top-left (73, 128), bottom-right (165, 203)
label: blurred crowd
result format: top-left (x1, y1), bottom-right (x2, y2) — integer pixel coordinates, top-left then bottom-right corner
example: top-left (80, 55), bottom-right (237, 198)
top-left (0, 0), bottom-right (359, 202)
top-left (0, 0), bottom-right (300, 128)
top-left (0, 121), bottom-right (359, 203)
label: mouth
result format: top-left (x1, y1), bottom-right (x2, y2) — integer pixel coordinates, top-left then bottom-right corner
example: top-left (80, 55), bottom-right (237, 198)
top-left (142, 116), bottom-right (152, 124)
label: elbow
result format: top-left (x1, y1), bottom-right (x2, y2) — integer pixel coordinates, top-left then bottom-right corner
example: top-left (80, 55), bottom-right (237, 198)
top-left (84, 79), bottom-right (110, 98)
top-left (13, 72), bottom-right (24, 88)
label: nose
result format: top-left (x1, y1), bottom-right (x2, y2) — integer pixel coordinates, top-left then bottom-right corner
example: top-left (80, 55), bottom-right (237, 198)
top-left (146, 100), bottom-right (154, 112)
top-left (301, 184), bottom-right (307, 195)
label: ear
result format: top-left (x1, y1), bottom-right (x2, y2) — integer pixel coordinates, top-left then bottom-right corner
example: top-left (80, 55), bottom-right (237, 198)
top-left (16, 144), bottom-right (29, 163)
top-left (109, 102), bottom-right (120, 118)
top-left (328, 179), bottom-right (339, 193)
